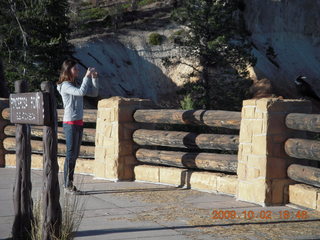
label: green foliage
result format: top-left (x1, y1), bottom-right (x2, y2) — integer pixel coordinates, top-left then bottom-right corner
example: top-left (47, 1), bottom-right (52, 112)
top-left (169, 29), bottom-right (188, 45)
top-left (148, 33), bottom-right (163, 45)
top-left (172, 0), bottom-right (256, 110)
top-left (138, 0), bottom-right (156, 7)
top-left (78, 7), bottom-right (108, 22)
top-left (180, 94), bottom-right (195, 110)
top-left (0, 0), bottom-right (73, 92)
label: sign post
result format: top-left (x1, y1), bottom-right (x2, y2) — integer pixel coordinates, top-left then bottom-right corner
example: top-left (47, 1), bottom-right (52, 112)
top-left (41, 81), bottom-right (61, 240)
top-left (11, 80), bottom-right (33, 240)
top-left (10, 80), bottom-right (61, 239)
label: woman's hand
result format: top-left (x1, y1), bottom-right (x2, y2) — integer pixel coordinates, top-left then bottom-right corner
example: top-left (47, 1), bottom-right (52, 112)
top-left (85, 67), bottom-right (98, 78)
top-left (85, 68), bottom-right (93, 77)
top-left (91, 69), bottom-right (98, 78)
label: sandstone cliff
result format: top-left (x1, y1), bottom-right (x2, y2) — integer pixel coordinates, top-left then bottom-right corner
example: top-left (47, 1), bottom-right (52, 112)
top-left (245, 0), bottom-right (320, 98)
top-left (72, 0), bottom-right (320, 107)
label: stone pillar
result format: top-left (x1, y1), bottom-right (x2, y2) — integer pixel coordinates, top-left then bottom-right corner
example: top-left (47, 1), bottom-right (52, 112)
top-left (0, 98), bottom-right (9, 167)
top-left (94, 97), bottom-right (154, 180)
top-left (237, 98), bottom-right (312, 206)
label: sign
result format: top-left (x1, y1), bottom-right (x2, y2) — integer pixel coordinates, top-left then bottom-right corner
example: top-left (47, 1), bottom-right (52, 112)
top-left (9, 92), bottom-right (51, 125)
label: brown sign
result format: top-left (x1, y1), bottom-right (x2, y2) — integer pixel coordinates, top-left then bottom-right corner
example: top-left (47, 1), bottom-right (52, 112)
top-left (9, 92), bottom-right (51, 125)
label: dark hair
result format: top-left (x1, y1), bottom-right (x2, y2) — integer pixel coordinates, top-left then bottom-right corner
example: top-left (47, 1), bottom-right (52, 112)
top-left (57, 59), bottom-right (78, 84)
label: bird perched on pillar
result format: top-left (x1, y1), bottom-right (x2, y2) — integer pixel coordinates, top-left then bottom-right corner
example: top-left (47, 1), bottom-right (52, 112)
top-left (295, 76), bottom-right (320, 101)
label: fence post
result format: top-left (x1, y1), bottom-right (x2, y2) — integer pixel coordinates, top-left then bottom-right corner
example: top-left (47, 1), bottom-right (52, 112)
top-left (0, 98), bottom-right (9, 167)
top-left (94, 96), bottom-right (154, 180)
top-left (237, 98), bottom-right (312, 206)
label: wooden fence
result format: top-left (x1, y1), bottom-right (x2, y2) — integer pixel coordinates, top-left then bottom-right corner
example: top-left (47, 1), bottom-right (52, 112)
top-left (285, 113), bottom-right (320, 188)
top-left (0, 101), bottom-right (96, 166)
top-left (132, 109), bottom-right (241, 174)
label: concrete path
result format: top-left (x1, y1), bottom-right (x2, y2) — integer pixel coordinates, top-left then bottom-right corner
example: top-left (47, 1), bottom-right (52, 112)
top-left (1, 168), bottom-right (320, 240)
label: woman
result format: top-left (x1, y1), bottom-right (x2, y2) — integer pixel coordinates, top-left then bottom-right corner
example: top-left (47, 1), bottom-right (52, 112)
top-left (57, 59), bottom-right (99, 193)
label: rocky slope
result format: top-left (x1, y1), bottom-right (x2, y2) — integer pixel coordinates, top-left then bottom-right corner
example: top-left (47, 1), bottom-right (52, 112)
top-left (73, 0), bottom-right (320, 107)
top-left (245, 0), bottom-right (320, 98)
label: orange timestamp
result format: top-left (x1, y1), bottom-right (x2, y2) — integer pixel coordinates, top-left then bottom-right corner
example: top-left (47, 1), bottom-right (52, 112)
top-left (211, 210), bottom-right (309, 220)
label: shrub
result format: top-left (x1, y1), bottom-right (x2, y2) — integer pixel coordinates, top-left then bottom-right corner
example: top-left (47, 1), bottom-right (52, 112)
top-left (148, 33), bottom-right (163, 45)
top-left (31, 191), bottom-right (85, 240)
top-left (180, 94), bottom-right (195, 110)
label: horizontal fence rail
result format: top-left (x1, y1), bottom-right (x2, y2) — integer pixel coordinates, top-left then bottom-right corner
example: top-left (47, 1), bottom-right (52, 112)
top-left (136, 148), bottom-right (237, 173)
top-left (285, 138), bottom-right (320, 161)
top-left (134, 109), bottom-right (241, 129)
top-left (288, 164), bottom-right (320, 188)
top-left (2, 108), bottom-right (98, 123)
top-left (286, 113), bottom-right (320, 132)
top-left (1, 107), bottom-right (97, 159)
top-left (4, 125), bottom-right (96, 143)
top-left (3, 137), bottom-right (95, 158)
top-left (133, 129), bottom-right (239, 150)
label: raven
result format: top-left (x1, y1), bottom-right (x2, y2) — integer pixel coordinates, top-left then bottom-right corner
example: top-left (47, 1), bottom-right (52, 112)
top-left (295, 76), bottom-right (320, 101)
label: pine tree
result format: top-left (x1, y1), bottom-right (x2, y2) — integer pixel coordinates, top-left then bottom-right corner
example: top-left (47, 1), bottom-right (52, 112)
top-left (0, 0), bottom-right (73, 92)
top-left (173, 0), bottom-right (256, 110)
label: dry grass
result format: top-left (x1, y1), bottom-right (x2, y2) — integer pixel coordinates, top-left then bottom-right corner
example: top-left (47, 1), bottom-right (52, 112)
top-left (30, 191), bottom-right (85, 240)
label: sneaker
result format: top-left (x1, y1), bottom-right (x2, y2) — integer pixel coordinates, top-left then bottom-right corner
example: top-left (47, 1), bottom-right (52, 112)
top-left (64, 184), bottom-right (80, 195)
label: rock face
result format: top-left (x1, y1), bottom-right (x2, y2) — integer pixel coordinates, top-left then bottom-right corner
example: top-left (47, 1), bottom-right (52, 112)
top-left (244, 0), bottom-right (320, 98)
top-left (71, 27), bottom-right (196, 107)
top-left (73, 1), bottom-right (320, 106)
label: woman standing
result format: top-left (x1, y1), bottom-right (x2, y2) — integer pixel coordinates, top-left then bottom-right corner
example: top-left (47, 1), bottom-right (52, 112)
top-left (57, 59), bottom-right (99, 193)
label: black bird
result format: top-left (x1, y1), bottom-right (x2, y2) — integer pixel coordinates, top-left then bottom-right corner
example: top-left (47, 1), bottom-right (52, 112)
top-left (295, 75), bottom-right (320, 101)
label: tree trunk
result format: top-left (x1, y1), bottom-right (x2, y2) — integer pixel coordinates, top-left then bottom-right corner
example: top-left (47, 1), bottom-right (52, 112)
top-left (0, 58), bottom-right (9, 98)
top-left (12, 80), bottom-right (33, 240)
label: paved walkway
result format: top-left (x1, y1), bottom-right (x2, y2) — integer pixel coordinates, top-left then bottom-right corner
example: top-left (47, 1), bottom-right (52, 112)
top-left (1, 168), bottom-right (320, 240)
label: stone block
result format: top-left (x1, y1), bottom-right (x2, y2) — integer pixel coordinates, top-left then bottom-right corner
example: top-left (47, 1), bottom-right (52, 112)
top-left (267, 142), bottom-right (287, 158)
top-left (252, 119), bottom-right (265, 135)
top-left (242, 99), bottom-right (257, 107)
top-left (254, 110), bottom-right (264, 119)
top-left (266, 157), bottom-right (289, 179)
top-left (289, 184), bottom-right (319, 209)
top-left (98, 108), bottom-right (113, 122)
top-left (246, 167), bottom-right (262, 180)
top-left (246, 155), bottom-right (267, 174)
top-left (217, 175), bottom-right (237, 195)
top-left (134, 165), bottom-right (160, 183)
top-left (255, 98), bottom-right (278, 112)
top-left (236, 162), bottom-right (247, 180)
top-left (237, 179), bottom-right (267, 205)
top-left (270, 179), bottom-right (295, 204)
top-left (94, 148), bottom-right (106, 162)
top-left (119, 141), bottom-right (134, 156)
top-left (159, 166), bottom-right (187, 186)
top-left (119, 123), bottom-right (136, 141)
top-left (93, 161), bottom-right (106, 178)
top-left (104, 156), bottom-right (120, 180)
top-left (252, 134), bottom-right (267, 155)
top-left (317, 192), bottom-right (320, 211)
top-left (189, 171), bottom-right (221, 192)
top-left (266, 113), bottom-right (287, 134)
top-left (242, 106), bottom-right (256, 119)
top-left (239, 120), bottom-right (253, 143)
